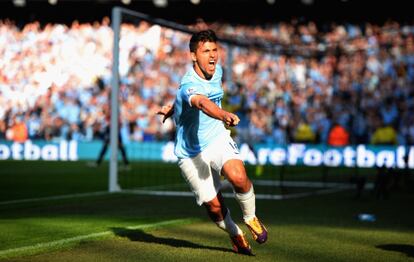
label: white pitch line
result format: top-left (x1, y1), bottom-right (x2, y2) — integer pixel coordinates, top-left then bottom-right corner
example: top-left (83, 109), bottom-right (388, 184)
top-left (123, 189), bottom-right (194, 197)
top-left (0, 218), bottom-right (192, 259)
top-left (0, 180), bottom-right (363, 206)
top-left (123, 179), bottom-right (358, 200)
top-left (253, 180), bottom-right (349, 188)
top-left (0, 191), bottom-right (110, 206)
top-left (123, 185), bottom-right (350, 200)
top-left (254, 187), bottom-right (350, 200)
top-left (252, 180), bottom-right (374, 189)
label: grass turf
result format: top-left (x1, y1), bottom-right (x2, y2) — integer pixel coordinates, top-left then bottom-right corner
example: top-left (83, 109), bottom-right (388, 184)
top-left (0, 160), bottom-right (378, 201)
top-left (0, 161), bottom-right (413, 261)
top-left (1, 191), bottom-right (414, 261)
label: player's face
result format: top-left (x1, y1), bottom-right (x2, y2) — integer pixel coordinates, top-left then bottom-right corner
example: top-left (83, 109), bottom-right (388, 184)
top-left (191, 41), bottom-right (218, 80)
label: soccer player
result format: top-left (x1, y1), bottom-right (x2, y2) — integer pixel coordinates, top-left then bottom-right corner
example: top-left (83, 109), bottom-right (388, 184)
top-left (158, 29), bottom-right (267, 255)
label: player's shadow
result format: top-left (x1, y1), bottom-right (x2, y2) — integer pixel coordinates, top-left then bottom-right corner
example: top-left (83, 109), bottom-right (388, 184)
top-left (376, 244), bottom-right (414, 258)
top-left (111, 227), bottom-right (232, 253)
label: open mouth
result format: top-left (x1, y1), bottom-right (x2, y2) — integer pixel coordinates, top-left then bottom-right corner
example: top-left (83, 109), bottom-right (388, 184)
top-left (208, 60), bottom-right (216, 70)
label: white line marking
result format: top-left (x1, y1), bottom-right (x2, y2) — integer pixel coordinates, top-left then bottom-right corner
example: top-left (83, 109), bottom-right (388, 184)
top-left (254, 187), bottom-right (349, 200)
top-left (252, 180), bottom-right (374, 189)
top-left (123, 189), bottom-right (194, 197)
top-left (123, 186), bottom-right (350, 200)
top-left (122, 179), bottom-right (361, 200)
top-left (0, 180), bottom-right (370, 206)
top-left (0, 218), bottom-right (192, 259)
top-left (253, 180), bottom-right (347, 187)
top-left (0, 191), bottom-right (110, 206)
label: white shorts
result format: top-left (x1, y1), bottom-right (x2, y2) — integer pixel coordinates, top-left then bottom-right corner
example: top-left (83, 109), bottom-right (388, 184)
top-left (178, 130), bottom-right (243, 206)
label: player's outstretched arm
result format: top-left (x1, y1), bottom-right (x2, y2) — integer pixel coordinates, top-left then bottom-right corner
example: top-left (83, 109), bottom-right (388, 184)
top-left (157, 104), bottom-right (174, 123)
top-left (191, 95), bottom-right (240, 126)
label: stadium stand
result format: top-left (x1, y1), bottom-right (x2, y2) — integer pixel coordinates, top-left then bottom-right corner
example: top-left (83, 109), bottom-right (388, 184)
top-left (1, 18), bottom-right (414, 146)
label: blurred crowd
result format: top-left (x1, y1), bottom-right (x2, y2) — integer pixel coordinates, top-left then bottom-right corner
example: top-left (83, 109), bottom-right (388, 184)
top-left (1, 18), bottom-right (414, 146)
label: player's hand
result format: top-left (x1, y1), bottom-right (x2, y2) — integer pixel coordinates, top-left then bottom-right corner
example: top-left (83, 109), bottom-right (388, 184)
top-left (156, 104), bottom-right (174, 123)
top-left (157, 105), bottom-right (172, 115)
top-left (223, 112), bottom-right (240, 127)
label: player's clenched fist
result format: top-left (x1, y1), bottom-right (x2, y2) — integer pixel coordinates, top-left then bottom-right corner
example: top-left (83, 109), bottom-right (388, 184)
top-left (223, 112), bottom-right (240, 126)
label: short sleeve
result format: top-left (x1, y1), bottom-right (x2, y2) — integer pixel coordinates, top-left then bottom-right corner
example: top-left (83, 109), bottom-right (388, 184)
top-left (180, 83), bottom-right (207, 107)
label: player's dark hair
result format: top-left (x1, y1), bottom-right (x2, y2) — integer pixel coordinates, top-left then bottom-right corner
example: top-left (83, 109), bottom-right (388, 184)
top-left (189, 29), bottom-right (218, 53)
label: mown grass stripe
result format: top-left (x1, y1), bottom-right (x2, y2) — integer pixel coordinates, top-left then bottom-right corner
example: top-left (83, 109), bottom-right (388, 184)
top-left (0, 218), bottom-right (194, 259)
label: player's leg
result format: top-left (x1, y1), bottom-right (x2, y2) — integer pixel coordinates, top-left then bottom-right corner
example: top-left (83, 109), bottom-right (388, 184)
top-left (222, 159), bottom-right (251, 193)
top-left (222, 159), bottom-right (267, 244)
top-left (178, 155), bottom-right (252, 255)
top-left (217, 130), bottom-right (268, 244)
top-left (207, 131), bottom-right (268, 244)
top-left (203, 192), bottom-right (252, 255)
top-left (221, 160), bottom-right (255, 219)
top-left (204, 192), bottom-right (241, 235)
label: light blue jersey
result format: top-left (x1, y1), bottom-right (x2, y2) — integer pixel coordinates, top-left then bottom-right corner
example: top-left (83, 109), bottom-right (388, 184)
top-left (174, 64), bottom-right (227, 159)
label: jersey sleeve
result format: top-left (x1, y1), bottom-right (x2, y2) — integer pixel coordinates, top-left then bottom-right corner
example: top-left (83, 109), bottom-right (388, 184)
top-left (179, 83), bottom-right (207, 107)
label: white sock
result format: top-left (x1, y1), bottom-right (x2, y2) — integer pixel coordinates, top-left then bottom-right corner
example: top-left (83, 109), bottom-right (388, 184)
top-left (235, 185), bottom-right (256, 223)
top-left (215, 209), bottom-right (243, 237)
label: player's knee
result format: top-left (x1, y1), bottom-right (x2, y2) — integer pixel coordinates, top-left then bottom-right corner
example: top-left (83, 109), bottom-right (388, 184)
top-left (223, 160), bottom-right (246, 178)
top-left (229, 174), bottom-right (244, 186)
top-left (227, 170), bottom-right (248, 185)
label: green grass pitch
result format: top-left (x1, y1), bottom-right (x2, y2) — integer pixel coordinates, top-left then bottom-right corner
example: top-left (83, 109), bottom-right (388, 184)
top-left (0, 161), bottom-right (413, 261)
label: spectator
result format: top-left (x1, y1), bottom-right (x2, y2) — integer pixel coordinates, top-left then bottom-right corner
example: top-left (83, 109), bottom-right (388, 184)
top-left (6, 116), bottom-right (28, 143)
top-left (293, 119), bottom-right (316, 144)
top-left (327, 122), bottom-right (350, 146)
top-left (371, 120), bottom-right (398, 145)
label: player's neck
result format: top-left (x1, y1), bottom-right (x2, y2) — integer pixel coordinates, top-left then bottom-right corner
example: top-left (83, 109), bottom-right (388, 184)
top-left (193, 63), bottom-right (213, 80)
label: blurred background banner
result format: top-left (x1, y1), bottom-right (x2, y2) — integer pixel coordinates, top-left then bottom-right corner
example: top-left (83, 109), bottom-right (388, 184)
top-left (0, 139), bottom-right (413, 169)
